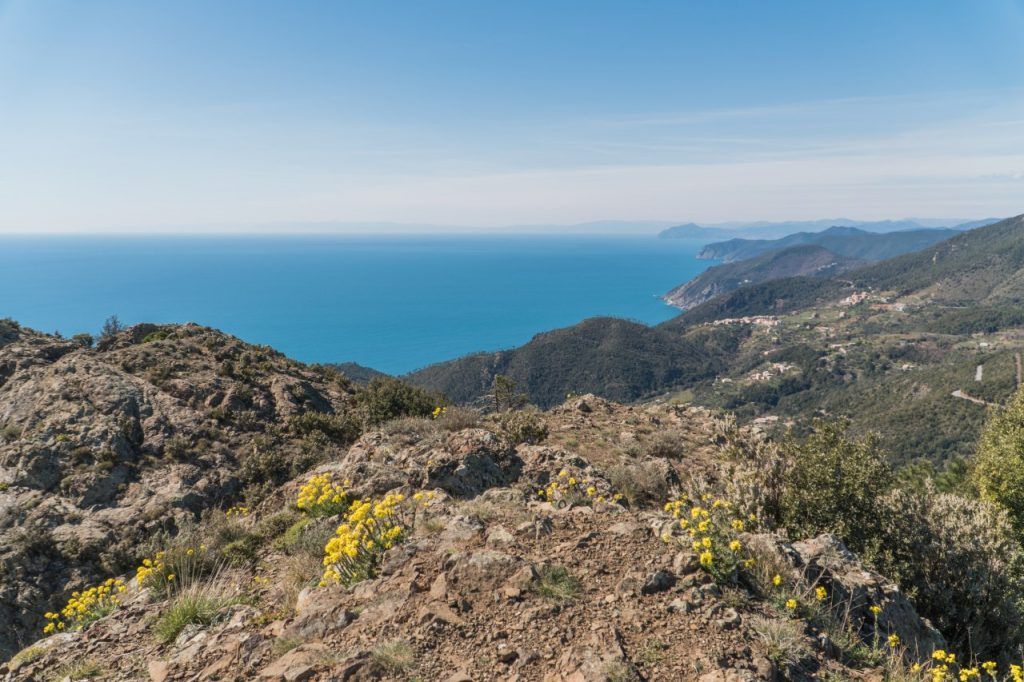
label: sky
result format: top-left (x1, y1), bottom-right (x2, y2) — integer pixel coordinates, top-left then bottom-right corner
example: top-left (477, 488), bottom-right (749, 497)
top-left (1, 0), bottom-right (1024, 233)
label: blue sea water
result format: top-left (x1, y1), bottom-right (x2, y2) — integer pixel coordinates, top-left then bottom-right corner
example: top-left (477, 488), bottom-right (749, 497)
top-left (0, 235), bottom-right (710, 374)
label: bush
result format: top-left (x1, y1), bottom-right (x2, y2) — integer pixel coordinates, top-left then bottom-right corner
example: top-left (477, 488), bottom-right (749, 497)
top-left (973, 388), bottom-right (1024, 532)
top-left (873, 487), bottom-right (1024, 659)
top-left (436, 405), bottom-right (481, 432)
top-left (778, 421), bottom-right (891, 558)
top-left (71, 333), bottom-right (94, 348)
top-left (605, 461), bottom-right (669, 508)
top-left (288, 411), bottom-right (361, 446)
top-left (642, 430), bottom-right (687, 459)
top-left (496, 409), bottom-right (549, 446)
top-left (356, 377), bottom-right (439, 427)
top-left (380, 416), bottom-right (438, 440)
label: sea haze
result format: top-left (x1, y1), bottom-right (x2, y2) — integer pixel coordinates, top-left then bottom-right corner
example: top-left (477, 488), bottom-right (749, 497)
top-left (0, 235), bottom-right (710, 374)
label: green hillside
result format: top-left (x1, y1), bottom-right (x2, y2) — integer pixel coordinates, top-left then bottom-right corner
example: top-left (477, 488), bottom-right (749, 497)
top-left (664, 244), bottom-right (863, 309)
top-left (407, 317), bottom-right (748, 408)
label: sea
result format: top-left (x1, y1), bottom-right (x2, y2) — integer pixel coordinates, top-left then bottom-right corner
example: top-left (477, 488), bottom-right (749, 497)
top-left (0, 234), bottom-right (711, 374)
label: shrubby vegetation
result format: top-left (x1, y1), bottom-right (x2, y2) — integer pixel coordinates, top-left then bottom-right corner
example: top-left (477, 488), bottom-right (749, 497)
top-left (972, 389), bottom-right (1024, 532)
top-left (874, 487), bottom-right (1024, 658)
top-left (747, 411), bottom-right (1024, 661)
top-left (355, 376), bottom-right (439, 427)
top-left (495, 408), bottom-right (548, 446)
top-left (778, 421), bottom-right (892, 559)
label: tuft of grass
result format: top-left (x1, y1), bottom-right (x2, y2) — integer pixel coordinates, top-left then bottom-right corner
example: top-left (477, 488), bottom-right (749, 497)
top-left (271, 636), bottom-right (304, 656)
top-left (435, 406), bottom-right (481, 432)
top-left (152, 584), bottom-right (238, 644)
top-left (531, 565), bottom-right (581, 603)
top-left (370, 639), bottom-right (414, 673)
top-left (602, 661), bottom-right (641, 682)
top-left (605, 461), bottom-right (668, 508)
top-left (11, 645), bottom-right (45, 666)
top-left (749, 615), bottom-right (809, 667)
top-left (44, 658), bottom-right (106, 681)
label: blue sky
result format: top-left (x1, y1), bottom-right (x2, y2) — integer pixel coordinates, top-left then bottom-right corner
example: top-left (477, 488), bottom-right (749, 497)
top-left (1, 0), bottom-right (1023, 232)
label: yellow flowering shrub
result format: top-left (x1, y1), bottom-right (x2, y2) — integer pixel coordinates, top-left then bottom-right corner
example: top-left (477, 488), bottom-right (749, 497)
top-left (135, 545), bottom-right (210, 596)
top-left (43, 578), bottom-right (126, 634)
top-left (296, 473), bottom-right (350, 517)
top-left (884, 650), bottom-right (1024, 682)
top-left (225, 505), bottom-right (249, 518)
top-left (662, 494), bottom-right (757, 584)
top-left (537, 469), bottom-right (622, 508)
top-left (320, 493), bottom-right (409, 587)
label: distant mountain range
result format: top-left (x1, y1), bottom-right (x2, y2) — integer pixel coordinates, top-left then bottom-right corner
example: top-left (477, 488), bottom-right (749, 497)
top-left (659, 217), bottom-right (999, 241)
top-left (696, 225), bottom-right (964, 263)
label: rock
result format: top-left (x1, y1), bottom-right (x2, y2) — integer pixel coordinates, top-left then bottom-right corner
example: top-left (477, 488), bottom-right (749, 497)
top-left (445, 551), bottom-right (522, 595)
top-left (332, 429), bottom-right (523, 499)
top-left (147, 660), bottom-right (169, 682)
top-left (672, 550), bottom-right (698, 575)
top-left (287, 588), bottom-right (358, 639)
top-left (641, 570), bottom-right (676, 595)
top-left (417, 602), bottom-right (466, 627)
top-left (260, 643), bottom-right (328, 680)
top-left (486, 525), bottom-right (515, 547)
top-left (715, 607), bottom-right (741, 630)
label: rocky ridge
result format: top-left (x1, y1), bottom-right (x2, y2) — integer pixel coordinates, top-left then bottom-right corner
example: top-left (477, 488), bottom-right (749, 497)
top-left (0, 344), bottom-right (944, 681)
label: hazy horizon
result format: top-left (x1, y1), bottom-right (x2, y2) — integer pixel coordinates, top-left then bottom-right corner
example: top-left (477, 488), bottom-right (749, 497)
top-left (0, 216), bottom-right (998, 237)
top-left (2, 1), bottom-right (1023, 233)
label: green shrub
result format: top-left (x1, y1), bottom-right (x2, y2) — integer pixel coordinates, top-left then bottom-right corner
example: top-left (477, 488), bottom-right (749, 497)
top-left (778, 421), bottom-right (891, 558)
top-left (142, 331), bottom-right (168, 343)
top-left (496, 409), bottom-right (549, 446)
top-left (873, 487), bottom-right (1024, 659)
top-left (355, 377), bottom-right (439, 427)
top-left (71, 333), bottom-right (94, 348)
top-left (288, 411), bottom-right (361, 445)
top-left (973, 388), bottom-right (1024, 532)
top-left (256, 510), bottom-right (302, 541)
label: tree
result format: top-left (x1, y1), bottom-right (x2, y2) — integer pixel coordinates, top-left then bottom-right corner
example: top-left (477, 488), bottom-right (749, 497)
top-left (98, 315), bottom-right (124, 344)
top-left (972, 388), bottom-right (1024, 532)
top-left (491, 375), bottom-right (524, 412)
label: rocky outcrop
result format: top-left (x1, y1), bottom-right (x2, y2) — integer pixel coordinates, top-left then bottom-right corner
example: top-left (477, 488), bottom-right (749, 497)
top-left (747, 533), bottom-right (946, 661)
top-left (0, 324), bottom-right (357, 658)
